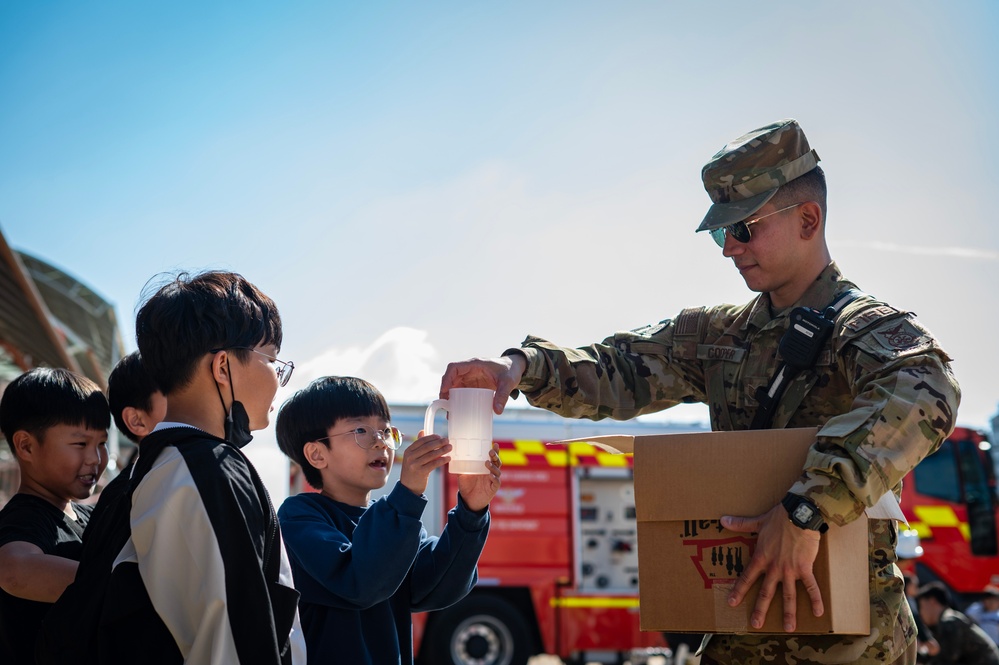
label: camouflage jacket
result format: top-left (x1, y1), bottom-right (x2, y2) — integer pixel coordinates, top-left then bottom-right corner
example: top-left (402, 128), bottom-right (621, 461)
top-left (513, 263), bottom-right (960, 664)
top-left (927, 609), bottom-right (999, 665)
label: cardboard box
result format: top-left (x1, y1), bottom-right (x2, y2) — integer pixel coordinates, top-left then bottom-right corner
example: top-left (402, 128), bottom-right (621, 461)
top-left (564, 428), bottom-right (870, 635)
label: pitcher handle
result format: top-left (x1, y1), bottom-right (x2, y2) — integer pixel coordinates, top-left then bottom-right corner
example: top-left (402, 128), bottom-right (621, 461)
top-left (424, 399), bottom-right (448, 436)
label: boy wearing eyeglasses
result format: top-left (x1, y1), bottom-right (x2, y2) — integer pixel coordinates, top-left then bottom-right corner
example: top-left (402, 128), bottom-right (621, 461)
top-left (37, 271), bottom-right (306, 665)
top-left (275, 376), bottom-right (501, 665)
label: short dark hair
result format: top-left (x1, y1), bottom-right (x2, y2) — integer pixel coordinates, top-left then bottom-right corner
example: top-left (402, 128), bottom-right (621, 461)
top-left (770, 165), bottom-right (827, 220)
top-left (276, 377), bottom-right (391, 490)
top-left (0, 368), bottom-right (110, 453)
top-left (135, 271), bottom-right (282, 395)
top-left (108, 351), bottom-right (160, 444)
top-left (915, 581), bottom-right (953, 608)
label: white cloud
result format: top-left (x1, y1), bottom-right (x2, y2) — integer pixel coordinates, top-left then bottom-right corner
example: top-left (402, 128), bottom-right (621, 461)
top-left (247, 326), bottom-right (442, 504)
top-left (837, 240), bottom-right (999, 261)
top-left (287, 326), bottom-right (442, 405)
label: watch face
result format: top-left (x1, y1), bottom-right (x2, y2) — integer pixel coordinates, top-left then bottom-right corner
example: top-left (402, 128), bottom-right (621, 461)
top-left (792, 503), bottom-right (815, 523)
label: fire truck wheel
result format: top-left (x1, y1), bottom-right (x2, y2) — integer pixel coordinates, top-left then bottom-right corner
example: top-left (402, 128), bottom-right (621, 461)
top-left (422, 595), bottom-right (533, 665)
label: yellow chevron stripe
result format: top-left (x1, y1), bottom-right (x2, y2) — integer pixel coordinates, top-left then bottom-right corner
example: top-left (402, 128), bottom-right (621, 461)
top-left (545, 450), bottom-right (569, 467)
top-left (913, 506), bottom-right (959, 527)
top-left (512, 440), bottom-right (546, 454)
top-left (550, 597), bottom-right (640, 609)
top-left (499, 450), bottom-right (527, 466)
top-left (497, 440), bottom-right (634, 467)
top-left (568, 442), bottom-right (599, 456)
top-left (909, 506), bottom-right (974, 542)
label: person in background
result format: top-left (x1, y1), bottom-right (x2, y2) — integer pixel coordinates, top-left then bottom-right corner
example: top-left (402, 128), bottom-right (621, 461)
top-left (91, 350), bottom-right (167, 512)
top-left (108, 350), bottom-right (166, 462)
top-left (903, 570), bottom-right (940, 658)
top-left (916, 582), bottom-right (999, 665)
top-left (0, 368), bottom-right (109, 664)
top-left (965, 587), bottom-right (999, 646)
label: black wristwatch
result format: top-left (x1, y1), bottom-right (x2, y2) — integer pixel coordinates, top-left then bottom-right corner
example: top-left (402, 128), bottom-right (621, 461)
top-left (781, 493), bottom-right (829, 533)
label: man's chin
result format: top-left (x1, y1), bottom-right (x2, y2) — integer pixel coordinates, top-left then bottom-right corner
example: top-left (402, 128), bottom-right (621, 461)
top-left (739, 276), bottom-right (767, 294)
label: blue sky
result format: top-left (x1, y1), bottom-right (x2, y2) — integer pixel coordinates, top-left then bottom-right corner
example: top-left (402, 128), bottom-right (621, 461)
top-left (2, 2), bottom-right (998, 441)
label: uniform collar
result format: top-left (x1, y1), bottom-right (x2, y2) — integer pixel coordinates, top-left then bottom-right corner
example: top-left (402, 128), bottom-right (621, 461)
top-left (743, 262), bottom-right (853, 331)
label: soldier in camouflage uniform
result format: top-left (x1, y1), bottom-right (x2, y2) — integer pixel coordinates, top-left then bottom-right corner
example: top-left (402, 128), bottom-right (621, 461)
top-left (915, 583), bottom-right (999, 665)
top-left (439, 119), bottom-right (960, 664)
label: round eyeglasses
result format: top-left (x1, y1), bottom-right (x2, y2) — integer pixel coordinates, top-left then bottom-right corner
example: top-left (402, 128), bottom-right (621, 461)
top-left (210, 347), bottom-right (295, 387)
top-left (317, 426), bottom-right (403, 451)
top-left (708, 202), bottom-right (804, 248)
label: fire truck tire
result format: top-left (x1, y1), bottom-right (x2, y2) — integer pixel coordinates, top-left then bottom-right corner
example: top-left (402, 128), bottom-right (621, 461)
top-left (421, 595), bottom-right (533, 665)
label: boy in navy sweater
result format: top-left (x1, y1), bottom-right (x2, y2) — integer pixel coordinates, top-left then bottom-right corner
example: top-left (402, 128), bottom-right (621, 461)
top-left (276, 376), bottom-right (501, 665)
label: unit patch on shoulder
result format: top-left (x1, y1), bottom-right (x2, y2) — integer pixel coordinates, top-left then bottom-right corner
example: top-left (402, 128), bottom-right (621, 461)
top-left (871, 319), bottom-right (927, 352)
top-left (843, 305), bottom-right (901, 334)
top-left (631, 320), bottom-right (668, 338)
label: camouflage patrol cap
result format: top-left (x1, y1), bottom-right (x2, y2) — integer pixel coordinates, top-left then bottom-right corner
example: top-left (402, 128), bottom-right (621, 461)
top-left (696, 119), bottom-right (821, 232)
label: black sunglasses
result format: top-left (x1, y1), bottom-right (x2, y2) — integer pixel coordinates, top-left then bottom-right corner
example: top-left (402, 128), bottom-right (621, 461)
top-left (709, 203), bottom-right (804, 248)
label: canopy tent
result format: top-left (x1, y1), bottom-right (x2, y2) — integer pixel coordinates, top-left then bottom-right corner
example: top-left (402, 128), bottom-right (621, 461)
top-left (0, 224), bottom-right (124, 389)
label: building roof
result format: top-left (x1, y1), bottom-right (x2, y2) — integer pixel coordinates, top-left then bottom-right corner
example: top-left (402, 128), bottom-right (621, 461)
top-left (0, 225), bottom-right (123, 389)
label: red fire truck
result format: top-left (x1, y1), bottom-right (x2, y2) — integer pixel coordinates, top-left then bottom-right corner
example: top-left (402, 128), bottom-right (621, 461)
top-left (899, 425), bottom-right (999, 605)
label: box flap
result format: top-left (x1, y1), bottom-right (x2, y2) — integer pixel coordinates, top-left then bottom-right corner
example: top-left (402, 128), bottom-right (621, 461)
top-left (549, 435), bottom-right (636, 454)
top-left (634, 428), bottom-right (818, 521)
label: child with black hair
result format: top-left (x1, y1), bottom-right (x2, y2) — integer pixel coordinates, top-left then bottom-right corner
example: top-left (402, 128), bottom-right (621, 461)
top-left (38, 270), bottom-right (306, 665)
top-left (83, 350), bottom-right (167, 521)
top-left (276, 376), bottom-right (501, 665)
top-left (108, 350), bottom-right (166, 452)
top-left (0, 367), bottom-right (110, 664)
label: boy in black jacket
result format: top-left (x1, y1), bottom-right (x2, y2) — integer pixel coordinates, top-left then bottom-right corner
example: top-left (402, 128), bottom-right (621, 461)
top-left (44, 271), bottom-right (305, 665)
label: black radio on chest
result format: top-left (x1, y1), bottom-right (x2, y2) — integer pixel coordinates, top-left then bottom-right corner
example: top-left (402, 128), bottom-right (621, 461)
top-left (779, 307), bottom-right (835, 371)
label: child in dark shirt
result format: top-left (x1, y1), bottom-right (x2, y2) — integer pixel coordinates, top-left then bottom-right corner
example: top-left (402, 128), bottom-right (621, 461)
top-left (276, 376), bottom-right (501, 665)
top-left (95, 350), bottom-right (166, 510)
top-left (108, 350), bottom-right (166, 454)
top-left (0, 367), bottom-right (110, 664)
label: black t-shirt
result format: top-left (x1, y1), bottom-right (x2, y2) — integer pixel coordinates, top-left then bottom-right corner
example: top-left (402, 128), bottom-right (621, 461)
top-left (0, 494), bottom-right (92, 665)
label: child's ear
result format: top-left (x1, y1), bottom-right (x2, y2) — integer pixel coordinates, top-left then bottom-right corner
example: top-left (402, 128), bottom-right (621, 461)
top-left (210, 350), bottom-right (231, 386)
top-left (303, 441), bottom-right (329, 471)
top-left (11, 430), bottom-right (35, 462)
top-left (122, 406), bottom-right (155, 440)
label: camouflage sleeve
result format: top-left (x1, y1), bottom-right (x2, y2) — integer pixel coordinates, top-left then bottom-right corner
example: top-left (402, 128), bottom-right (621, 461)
top-left (789, 308), bottom-right (961, 526)
top-left (511, 317), bottom-right (708, 421)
